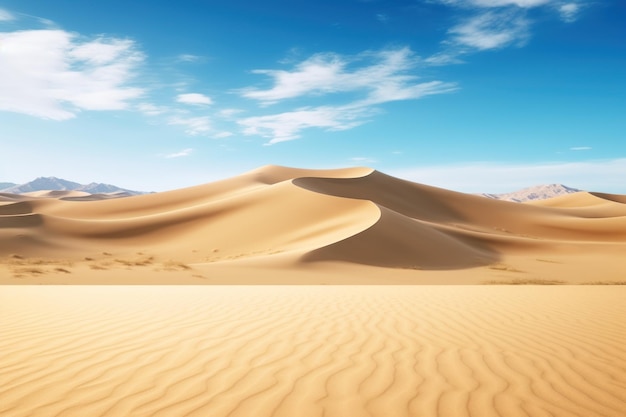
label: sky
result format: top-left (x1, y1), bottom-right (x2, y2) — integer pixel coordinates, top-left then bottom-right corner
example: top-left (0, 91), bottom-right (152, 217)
top-left (1, 0), bottom-right (625, 193)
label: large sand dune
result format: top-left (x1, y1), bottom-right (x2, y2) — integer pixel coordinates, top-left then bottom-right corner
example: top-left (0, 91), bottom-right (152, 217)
top-left (1, 165), bottom-right (625, 283)
top-left (1, 285), bottom-right (625, 417)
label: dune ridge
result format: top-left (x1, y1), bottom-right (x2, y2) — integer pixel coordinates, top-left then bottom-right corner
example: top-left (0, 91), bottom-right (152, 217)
top-left (1, 285), bottom-right (625, 417)
top-left (1, 165), bottom-right (625, 283)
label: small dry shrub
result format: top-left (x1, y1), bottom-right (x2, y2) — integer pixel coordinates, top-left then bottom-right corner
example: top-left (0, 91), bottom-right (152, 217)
top-left (484, 278), bottom-right (565, 285)
top-left (162, 260), bottom-right (191, 271)
top-left (488, 263), bottom-right (524, 273)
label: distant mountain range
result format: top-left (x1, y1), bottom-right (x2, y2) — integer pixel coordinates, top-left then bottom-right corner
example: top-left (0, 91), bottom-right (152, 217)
top-left (0, 182), bottom-right (17, 190)
top-left (480, 184), bottom-right (581, 203)
top-left (0, 176), bottom-right (581, 202)
top-left (0, 177), bottom-right (145, 196)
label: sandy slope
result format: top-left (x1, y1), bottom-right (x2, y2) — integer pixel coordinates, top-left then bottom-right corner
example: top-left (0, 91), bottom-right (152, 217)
top-left (1, 285), bottom-right (625, 417)
top-left (1, 165), bottom-right (626, 283)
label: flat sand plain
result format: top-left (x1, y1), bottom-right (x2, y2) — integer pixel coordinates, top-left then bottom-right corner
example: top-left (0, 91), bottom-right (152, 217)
top-left (2, 286), bottom-right (625, 417)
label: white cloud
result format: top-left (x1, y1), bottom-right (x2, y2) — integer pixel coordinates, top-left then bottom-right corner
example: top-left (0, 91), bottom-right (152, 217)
top-left (214, 131), bottom-right (234, 138)
top-left (176, 93), bottom-right (213, 105)
top-left (391, 159), bottom-right (626, 194)
top-left (558, 3), bottom-right (580, 22)
top-left (425, 52), bottom-right (465, 66)
top-left (376, 13), bottom-right (390, 23)
top-left (0, 29), bottom-right (144, 120)
top-left (218, 108), bottom-right (244, 118)
top-left (449, 10), bottom-right (530, 50)
top-left (137, 102), bottom-right (168, 116)
top-left (570, 146), bottom-right (591, 151)
top-left (350, 157), bottom-right (377, 164)
top-left (238, 106), bottom-right (371, 144)
top-left (177, 54), bottom-right (202, 62)
top-left (167, 116), bottom-right (211, 135)
top-left (364, 80), bottom-right (457, 105)
top-left (238, 47), bottom-right (456, 143)
top-left (444, 0), bottom-right (552, 7)
top-left (241, 47), bottom-right (455, 106)
top-left (165, 148), bottom-right (193, 158)
top-left (241, 53), bottom-right (349, 104)
top-left (435, 0), bottom-right (589, 60)
top-left (0, 8), bottom-right (15, 21)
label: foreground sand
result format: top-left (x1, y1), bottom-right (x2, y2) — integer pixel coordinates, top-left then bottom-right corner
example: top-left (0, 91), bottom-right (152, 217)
top-left (1, 285), bottom-right (625, 417)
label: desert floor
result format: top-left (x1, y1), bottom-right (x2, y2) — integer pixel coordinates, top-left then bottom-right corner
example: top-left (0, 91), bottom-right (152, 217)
top-left (1, 285), bottom-right (625, 417)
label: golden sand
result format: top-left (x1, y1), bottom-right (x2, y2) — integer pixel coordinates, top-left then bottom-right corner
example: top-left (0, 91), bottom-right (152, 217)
top-left (2, 167), bottom-right (626, 416)
top-left (1, 165), bottom-right (626, 284)
top-left (1, 286), bottom-right (625, 417)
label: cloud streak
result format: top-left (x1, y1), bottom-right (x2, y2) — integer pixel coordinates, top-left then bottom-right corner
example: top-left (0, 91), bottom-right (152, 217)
top-left (431, 0), bottom-right (587, 63)
top-left (165, 148), bottom-right (193, 158)
top-left (238, 106), bottom-right (372, 144)
top-left (441, 0), bottom-right (552, 7)
top-left (238, 47), bottom-right (457, 143)
top-left (167, 116), bottom-right (211, 135)
top-left (0, 7), bottom-right (15, 21)
top-left (449, 10), bottom-right (530, 50)
top-left (241, 47), bottom-right (446, 106)
top-left (558, 3), bottom-right (580, 22)
top-left (176, 93), bottom-right (213, 105)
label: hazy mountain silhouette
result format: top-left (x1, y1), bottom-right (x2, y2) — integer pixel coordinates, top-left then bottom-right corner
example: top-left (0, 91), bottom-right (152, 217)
top-left (0, 177), bottom-right (143, 195)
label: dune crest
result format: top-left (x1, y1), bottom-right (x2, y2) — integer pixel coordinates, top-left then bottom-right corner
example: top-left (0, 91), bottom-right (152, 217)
top-left (1, 165), bottom-right (626, 283)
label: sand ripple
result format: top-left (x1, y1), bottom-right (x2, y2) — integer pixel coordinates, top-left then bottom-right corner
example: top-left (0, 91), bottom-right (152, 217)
top-left (1, 286), bottom-right (625, 417)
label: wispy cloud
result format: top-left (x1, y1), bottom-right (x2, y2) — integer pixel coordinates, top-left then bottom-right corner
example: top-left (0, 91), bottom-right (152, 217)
top-left (238, 106), bottom-right (371, 144)
top-left (442, 0), bottom-right (585, 23)
top-left (177, 54), bottom-right (202, 63)
top-left (0, 7), bottom-right (15, 21)
top-left (431, 0), bottom-right (588, 62)
top-left (570, 146), bottom-right (591, 151)
top-left (376, 13), bottom-right (390, 23)
top-left (165, 148), bottom-right (193, 158)
top-left (350, 156), bottom-right (377, 164)
top-left (176, 93), bottom-right (213, 105)
top-left (167, 116), bottom-right (211, 135)
top-left (238, 47), bottom-right (457, 143)
top-left (392, 159), bottom-right (626, 193)
top-left (218, 108), bottom-right (244, 118)
top-left (0, 29), bottom-right (143, 120)
top-left (137, 102), bottom-right (168, 116)
top-left (558, 3), bottom-right (580, 22)
top-left (449, 10), bottom-right (530, 50)
top-left (441, 0), bottom-right (552, 7)
top-left (241, 47), bottom-right (455, 106)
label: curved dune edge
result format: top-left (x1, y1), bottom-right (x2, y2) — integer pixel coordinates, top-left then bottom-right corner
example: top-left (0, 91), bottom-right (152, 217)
top-left (1, 286), bottom-right (625, 417)
top-left (1, 165), bottom-right (626, 283)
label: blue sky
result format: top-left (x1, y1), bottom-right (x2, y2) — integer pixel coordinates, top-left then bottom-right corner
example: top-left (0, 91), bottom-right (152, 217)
top-left (1, 0), bottom-right (625, 193)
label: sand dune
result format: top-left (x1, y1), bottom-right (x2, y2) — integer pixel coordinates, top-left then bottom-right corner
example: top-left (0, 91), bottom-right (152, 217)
top-left (1, 165), bottom-right (625, 283)
top-left (2, 167), bottom-right (625, 416)
top-left (1, 286), bottom-right (625, 417)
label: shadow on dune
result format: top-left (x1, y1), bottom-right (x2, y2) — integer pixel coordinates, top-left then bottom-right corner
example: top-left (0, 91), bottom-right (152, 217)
top-left (0, 201), bottom-right (35, 216)
top-left (589, 192), bottom-right (626, 204)
top-left (4, 166), bottom-right (626, 272)
top-left (294, 171), bottom-right (500, 270)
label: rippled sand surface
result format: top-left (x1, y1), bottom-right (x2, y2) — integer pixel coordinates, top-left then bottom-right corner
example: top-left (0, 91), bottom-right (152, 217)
top-left (2, 285), bottom-right (625, 417)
